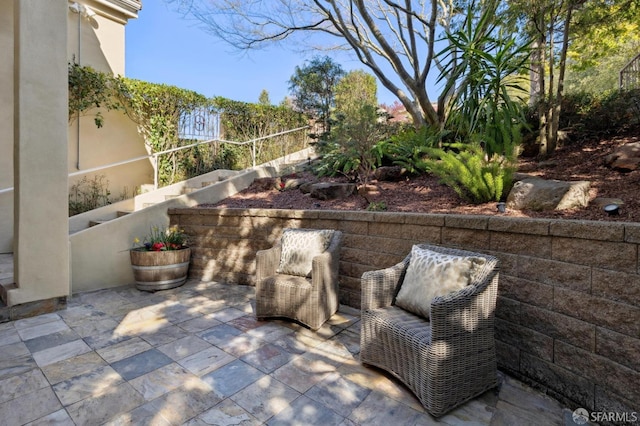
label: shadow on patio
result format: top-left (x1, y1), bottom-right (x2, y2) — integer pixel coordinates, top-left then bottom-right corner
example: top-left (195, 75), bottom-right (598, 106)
top-left (0, 280), bottom-right (576, 425)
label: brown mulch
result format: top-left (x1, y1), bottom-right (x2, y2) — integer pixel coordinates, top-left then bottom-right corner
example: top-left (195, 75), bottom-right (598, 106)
top-left (204, 126), bottom-right (640, 222)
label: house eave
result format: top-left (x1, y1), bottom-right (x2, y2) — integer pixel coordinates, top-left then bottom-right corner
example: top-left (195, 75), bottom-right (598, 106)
top-left (76, 0), bottom-right (142, 24)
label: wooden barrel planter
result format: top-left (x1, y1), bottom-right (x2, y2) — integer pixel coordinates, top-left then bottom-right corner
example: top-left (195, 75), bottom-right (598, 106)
top-left (130, 247), bottom-right (191, 292)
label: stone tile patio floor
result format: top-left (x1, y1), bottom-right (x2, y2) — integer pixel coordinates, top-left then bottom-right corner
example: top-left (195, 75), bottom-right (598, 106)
top-left (0, 280), bottom-right (582, 426)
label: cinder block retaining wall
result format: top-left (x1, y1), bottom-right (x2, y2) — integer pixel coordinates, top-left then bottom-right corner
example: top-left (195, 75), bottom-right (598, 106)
top-left (169, 207), bottom-right (640, 417)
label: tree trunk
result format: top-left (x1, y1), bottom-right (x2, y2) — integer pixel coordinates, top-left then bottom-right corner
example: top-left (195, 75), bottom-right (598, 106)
top-left (534, 12), bottom-right (549, 158)
top-left (551, 7), bottom-right (573, 150)
top-left (545, 10), bottom-right (556, 156)
top-left (529, 40), bottom-right (542, 107)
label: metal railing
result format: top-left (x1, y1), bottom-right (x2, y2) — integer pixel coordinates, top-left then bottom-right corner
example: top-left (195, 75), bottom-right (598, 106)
top-left (620, 52), bottom-right (640, 90)
top-left (0, 125), bottom-right (310, 195)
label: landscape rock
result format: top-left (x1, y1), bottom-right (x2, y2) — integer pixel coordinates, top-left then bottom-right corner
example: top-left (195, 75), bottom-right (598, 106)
top-left (299, 181), bottom-right (317, 194)
top-left (373, 166), bottom-right (406, 181)
top-left (310, 182), bottom-right (356, 200)
top-left (282, 178), bottom-right (308, 190)
top-left (506, 177), bottom-right (591, 211)
top-left (252, 177), bottom-right (281, 191)
top-left (604, 142), bottom-right (640, 171)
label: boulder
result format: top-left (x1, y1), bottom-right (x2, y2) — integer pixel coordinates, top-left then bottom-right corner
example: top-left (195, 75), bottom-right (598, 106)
top-left (299, 181), bottom-right (316, 194)
top-left (310, 182), bottom-right (356, 200)
top-left (506, 177), bottom-right (591, 211)
top-left (282, 178), bottom-right (308, 190)
top-left (604, 142), bottom-right (640, 171)
top-left (252, 177), bottom-right (280, 191)
top-left (373, 166), bottom-right (406, 181)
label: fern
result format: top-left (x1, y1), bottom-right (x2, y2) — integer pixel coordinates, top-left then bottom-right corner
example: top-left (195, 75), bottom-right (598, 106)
top-left (425, 143), bottom-right (514, 204)
top-left (374, 127), bottom-right (445, 174)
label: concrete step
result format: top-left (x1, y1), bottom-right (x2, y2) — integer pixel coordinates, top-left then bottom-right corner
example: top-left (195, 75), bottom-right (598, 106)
top-left (117, 211), bottom-right (132, 217)
top-left (140, 183), bottom-right (156, 193)
top-left (183, 181), bottom-right (219, 194)
top-left (89, 219), bottom-right (110, 227)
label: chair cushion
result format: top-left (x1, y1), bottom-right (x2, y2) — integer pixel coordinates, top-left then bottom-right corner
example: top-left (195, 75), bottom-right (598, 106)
top-left (277, 228), bottom-right (334, 277)
top-left (395, 245), bottom-right (486, 319)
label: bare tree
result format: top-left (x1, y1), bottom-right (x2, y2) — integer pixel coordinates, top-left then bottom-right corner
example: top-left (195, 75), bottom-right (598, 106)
top-left (171, 0), bottom-right (462, 128)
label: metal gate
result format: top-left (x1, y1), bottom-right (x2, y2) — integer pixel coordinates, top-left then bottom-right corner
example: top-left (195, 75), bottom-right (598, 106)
top-left (178, 107), bottom-right (220, 140)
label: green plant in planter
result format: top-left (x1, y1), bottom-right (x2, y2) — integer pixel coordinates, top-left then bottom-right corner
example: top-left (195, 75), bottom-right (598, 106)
top-left (133, 225), bottom-right (188, 252)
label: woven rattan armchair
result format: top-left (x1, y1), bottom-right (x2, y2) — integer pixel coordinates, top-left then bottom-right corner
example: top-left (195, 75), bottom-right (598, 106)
top-left (255, 230), bottom-right (342, 330)
top-left (360, 244), bottom-right (499, 417)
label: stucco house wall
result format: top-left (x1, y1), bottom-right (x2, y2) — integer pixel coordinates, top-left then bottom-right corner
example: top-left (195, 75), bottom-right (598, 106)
top-left (66, 0), bottom-right (150, 222)
top-left (0, 2), bottom-right (15, 253)
top-left (0, 0), bottom-right (144, 254)
top-left (0, 0), bottom-right (142, 312)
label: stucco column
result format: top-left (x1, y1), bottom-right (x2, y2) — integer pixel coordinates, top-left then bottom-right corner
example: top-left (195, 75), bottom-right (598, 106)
top-left (0, 0), bottom-right (15, 254)
top-left (9, 0), bottom-right (69, 305)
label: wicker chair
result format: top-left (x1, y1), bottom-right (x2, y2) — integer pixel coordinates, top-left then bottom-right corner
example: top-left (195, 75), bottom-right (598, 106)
top-left (360, 244), bottom-right (499, 417)
top-left (255, 230), bottom-right (342, 330)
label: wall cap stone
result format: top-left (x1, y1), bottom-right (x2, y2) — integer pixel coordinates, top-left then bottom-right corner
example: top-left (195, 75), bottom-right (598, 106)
top-left (488, 217), bottom-right (550, 235)
top-left (444, 214), bottom-right (490, 230)
top-left (550, 220), bottom-right (625, 241)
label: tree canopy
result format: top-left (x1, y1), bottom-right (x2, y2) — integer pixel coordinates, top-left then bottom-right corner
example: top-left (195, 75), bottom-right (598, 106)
top-left (288, 55), bottom-right (344, 131)
top-left (172, 0), bottom-right (640, 150)
top-left (171, 0), bottom-right (472, 127)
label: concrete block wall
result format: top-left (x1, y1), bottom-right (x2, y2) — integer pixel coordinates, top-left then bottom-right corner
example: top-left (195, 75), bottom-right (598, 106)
top-left (169, 207), bottom-right (640, 417)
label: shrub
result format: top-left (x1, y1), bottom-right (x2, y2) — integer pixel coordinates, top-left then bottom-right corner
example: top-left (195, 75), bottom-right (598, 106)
top-left (526, 88), bottom-right (640, 140)
top-left (315, 104), bottom-right (385, 186)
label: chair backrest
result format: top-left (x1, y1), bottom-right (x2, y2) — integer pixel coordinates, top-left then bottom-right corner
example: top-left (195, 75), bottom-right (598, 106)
top-left (413, 243), bottom-right (499, 288)
top-left (276, 228), bottom-right (341, 277)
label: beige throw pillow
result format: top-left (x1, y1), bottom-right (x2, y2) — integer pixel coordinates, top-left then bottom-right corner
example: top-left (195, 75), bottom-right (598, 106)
top-left (277, 228), bottom-right (335, 277)
top-left (395, 245), bottom-right (486, 319)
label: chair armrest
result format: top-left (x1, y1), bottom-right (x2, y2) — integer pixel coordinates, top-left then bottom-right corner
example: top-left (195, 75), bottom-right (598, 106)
top-left (361, 255), bottom-right (410, 310)
top-left (256, 244), bottom-right (281, 284)
top-left (430, 265), bottom-right (499, 342)
top-left (311, 231), bottom-right (342, 288)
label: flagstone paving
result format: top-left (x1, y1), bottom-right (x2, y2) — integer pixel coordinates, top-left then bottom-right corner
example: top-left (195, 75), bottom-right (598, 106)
top-left (0, 280), bottom-right (583, 425)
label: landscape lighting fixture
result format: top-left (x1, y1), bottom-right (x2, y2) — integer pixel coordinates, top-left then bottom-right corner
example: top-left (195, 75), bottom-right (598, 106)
top-left (603, 204), bottom-right (620, 216)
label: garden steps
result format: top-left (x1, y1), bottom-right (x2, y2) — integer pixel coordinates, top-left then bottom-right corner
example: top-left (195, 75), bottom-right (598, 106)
top-left (70, 169), bottom-right (244, 233)
top-left (88, 210), bottom-right (131, 227)
top-left (71, 157), bottom-right (312, 234)
top-left (89, 220), bottom-right (108, 227)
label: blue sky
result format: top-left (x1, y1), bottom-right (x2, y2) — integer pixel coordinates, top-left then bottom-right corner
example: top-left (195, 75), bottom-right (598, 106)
top-left (125, 2), bottom-right (399, 106)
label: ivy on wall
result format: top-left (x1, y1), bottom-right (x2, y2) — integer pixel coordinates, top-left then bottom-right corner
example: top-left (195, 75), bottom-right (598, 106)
top-left (68, 62), bottom-right (123, 128)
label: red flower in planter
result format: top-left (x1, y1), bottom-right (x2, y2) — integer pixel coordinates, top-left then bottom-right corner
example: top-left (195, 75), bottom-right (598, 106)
top-left (151, 242), bottom-right (166, 251)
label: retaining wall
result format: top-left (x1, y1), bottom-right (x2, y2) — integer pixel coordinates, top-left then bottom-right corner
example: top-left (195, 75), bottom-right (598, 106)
top-left (169, 207), bottom-right (640, 419)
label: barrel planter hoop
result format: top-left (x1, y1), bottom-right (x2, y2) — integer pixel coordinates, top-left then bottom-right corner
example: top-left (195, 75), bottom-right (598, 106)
top-left (130, 247), bottom-right (191, 292)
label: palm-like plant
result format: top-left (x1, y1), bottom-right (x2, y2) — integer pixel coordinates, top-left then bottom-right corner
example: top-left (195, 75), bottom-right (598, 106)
top-left (426, 1), bottom-right (530, 203)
